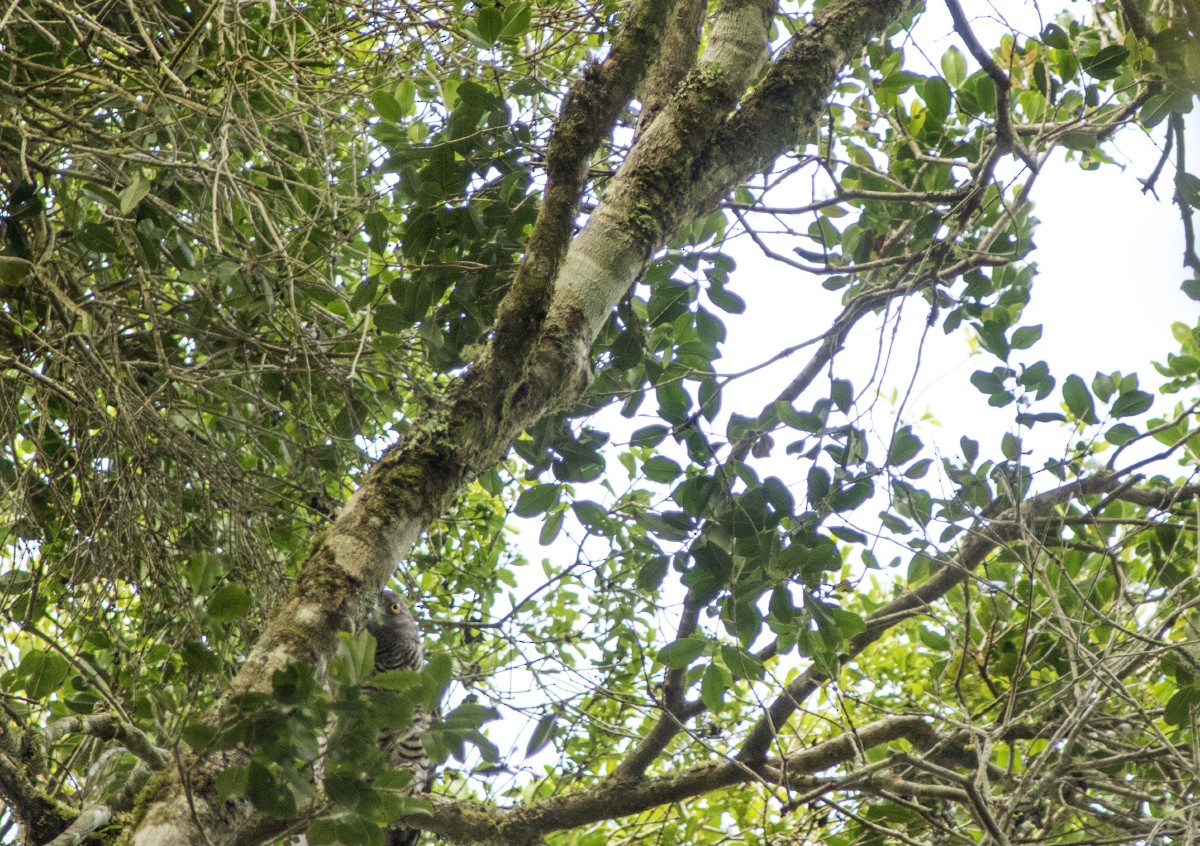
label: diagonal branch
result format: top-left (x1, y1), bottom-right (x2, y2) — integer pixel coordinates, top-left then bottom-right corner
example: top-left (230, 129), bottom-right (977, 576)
top-left (421, 715), bottom-right (936, 843)
top-left (736, 471), bottom-right (1126, 764)
top-left (489, 0), bottom-right (680, 373)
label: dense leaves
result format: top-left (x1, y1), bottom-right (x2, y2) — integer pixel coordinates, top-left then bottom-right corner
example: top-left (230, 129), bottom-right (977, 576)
top-left (1, 0), bottom-right (1199, 845)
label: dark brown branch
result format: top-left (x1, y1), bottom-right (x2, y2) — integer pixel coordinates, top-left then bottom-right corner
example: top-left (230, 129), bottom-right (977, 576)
top-left (614, 592), bottom-right (703, 779)
top-left (1171, 114), bottom-right (1200, 272)
top-left (943, 0), bottom-right (1036, 171)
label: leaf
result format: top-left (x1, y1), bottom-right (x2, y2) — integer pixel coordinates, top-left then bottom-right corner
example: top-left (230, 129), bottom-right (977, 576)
top-left (1062, 375), bottom-right (1097, 423)
top-left (831, 379), bottom-right (853, 412)
top-left (1041, 23), bottom-right (1070, 49)
top-left (1177, 173), bottom-right (1200, 209)
top-left (637, 556), bottom-right (669, 591)
top-left (1104, 423), bottom-right (1138, 445)
top-left (775, 401), bottom-right (824, 432)
top-left (118, 175), bottom-right (151, 215)
top-left (208, 583), bottom-right (250, 622)
top-left (720, 644), bottom-right (764, 680)
top-left (572, 500), bottom-right (608, 530)
top-left (941, 46), bottom-right (967, 88)
top-left (371, 90), bottom-right (406, 122)
top-left (643, 456), bottom-right (683, 483)
top-left (19, 650), bottom-right (70, 699)
top-left (79, 222), bottom-right (120, 254)
top-left (525, 713), bottom-right (557, 757)
top-left (655, 636), bottom-right (708, 669)
top-left (514, 483), bottom-right (559, 517)
top-left (364, 212), bottom-right (390, 255)
top-left (708, 286), bottom-right (745, 314)
top-left (922, 77), bottom-right (951, 120)
top-left (701, 663), bottom-right (728, 712)
top-left (373, 303), bottom-right (412, 333)
top-left (887, 426), bottom-right (923, 465)
top-left (1010, 325), bottom-right (1042, 350)
top-left (499, 2), bottom-right (532, 40)
top-left (630, 425), bottom-right (669, 447)
top-left (349, 275), bottom-right (380, 312)
top-left (1110, 390), bottom-right (1153, 419)
top-left (1081, 45), bottom-right (1129, 80)
top-left (475, 6), bottom-right (503, 42)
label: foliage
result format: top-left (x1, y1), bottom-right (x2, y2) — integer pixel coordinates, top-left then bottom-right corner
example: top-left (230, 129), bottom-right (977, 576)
top-left (1, 0), bottom-right (1199, 844)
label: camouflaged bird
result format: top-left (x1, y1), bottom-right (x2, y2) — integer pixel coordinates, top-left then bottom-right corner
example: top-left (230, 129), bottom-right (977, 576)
top-left (366, 590), bottom-right (436, 846)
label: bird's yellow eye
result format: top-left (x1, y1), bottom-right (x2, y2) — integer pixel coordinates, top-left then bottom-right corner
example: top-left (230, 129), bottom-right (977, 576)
top-left (390, 602), bottom-right (401, 613)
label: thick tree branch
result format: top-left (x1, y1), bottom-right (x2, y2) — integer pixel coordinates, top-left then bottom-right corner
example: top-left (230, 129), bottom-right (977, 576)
top-left (0, 747), bottom-right (74, 845)
top-left (44, 714), bottom-right (168, 771)
top-left (635, 0), bottom-right (706, 133)
top-left (685, 0), bottom-right (922, 220)
top-left (421, 715), bottom-right (935, 844)
top-left (489, 0), bottom-right (679, 372)
top-left (44, 805), bottom-right (110, 846)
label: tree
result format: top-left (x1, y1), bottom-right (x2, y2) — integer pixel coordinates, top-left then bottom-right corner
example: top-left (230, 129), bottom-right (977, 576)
top-left (1, 0), bottom-right (1199, 843)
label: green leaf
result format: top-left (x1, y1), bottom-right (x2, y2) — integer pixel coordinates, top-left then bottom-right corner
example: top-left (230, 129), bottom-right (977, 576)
top-left (1062, 375), bottom-right (1097, 423)
top-left (630, 425), bottom-right (670, 447)
top-left (475, 6), bottom-right (503, 42)
top-left (708, 286), bottom-right (745, 314)
top-left (538, 510), bottom-right (563, 545)
top-left (118, 175), bottom-right (152, 215)
top-left (720, 644), bottom-right (765, 680)
top-left (655, 636), bottom-right (708, 669)
top-left (1081, 45), bottom-right (1129, 80)
top-left (701, 663), bottom-right (729, 712)
top-left (364, 212), bottom-right (389, 255)
top-left (1010, 325), bottom-right (1042, 350)
top-left (572, 500), bottom-right (608, 530)
top-left (498, 2), bottom-right (532, 40)
top-left (349, 275), bottom-right (380, 312)
top-left (1041, 23), bottom-right (1070, 49)
top-left (79, 222), bottom-right (120, 254)
top-left (514, 483), bottom-right (559, 517)
top-left (1110, 390), bottom-right (1153, 419)
top-left (643, 456), bottom-right (683, 483)
top-left (214, 765), bottom-right (248, 804)
top-left (19, 650), bottom-right (70, 699)
top-left (373, 303), bottom-right (412, 333)
top-left (525, 713), bottom-right (556, 757)
top-left (208, 583), bottom-right (251, 622)
top-left (637, 556), bottom-right (669, 591)
top-left (887, 426), bottom-right (923, 465)
top-left (1104, 423), bottom-right (1138, 445)
top-left (775, 401), bottom-right (824, 432)
top-left (941, 46), bottom-right (967, 87)
top-left (922, 77), bottom-right (951, 120)
top-left (1177, 173), bottom-right (1200, 209)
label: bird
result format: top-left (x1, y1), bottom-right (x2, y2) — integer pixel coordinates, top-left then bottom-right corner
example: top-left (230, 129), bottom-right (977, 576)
top-left (366, 589), bottom-right (436, 846)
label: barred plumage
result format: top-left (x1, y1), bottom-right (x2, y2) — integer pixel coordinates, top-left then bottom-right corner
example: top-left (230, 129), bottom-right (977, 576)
top-left (368, 590), bottom-right (424, 672)
top-left (367, 589), bottom-right (435, 846)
